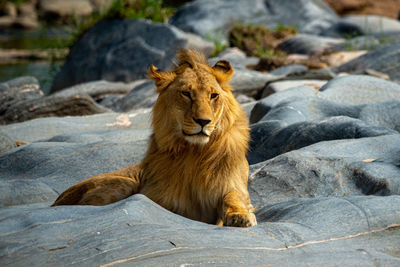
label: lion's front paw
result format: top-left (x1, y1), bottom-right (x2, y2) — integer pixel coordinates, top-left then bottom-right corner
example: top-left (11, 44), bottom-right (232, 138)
top-left (224, 211), bottom-right (257, 227)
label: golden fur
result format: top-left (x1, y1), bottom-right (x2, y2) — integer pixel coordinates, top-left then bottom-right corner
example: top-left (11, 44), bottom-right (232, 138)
top-left (52, 49), bottom-right (257, 227)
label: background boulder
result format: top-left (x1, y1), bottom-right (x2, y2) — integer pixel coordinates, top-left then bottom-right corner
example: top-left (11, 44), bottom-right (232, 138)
top-left (51, 19), bottom-right (215, 93)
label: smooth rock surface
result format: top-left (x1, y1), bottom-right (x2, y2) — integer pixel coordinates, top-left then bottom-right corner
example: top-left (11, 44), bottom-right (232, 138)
top-left (51, 19), bottom-right (215, 93)
top-left (169, 0), bottom-right (338, 43)
top-left (0, 129), bottom-right (150, 207)
top-left (338, 43), bottom-right (400, 84)
top-left (276, 34), bottom-right (343, 55)
top-left (319, 75), bottom-right (400, 105)
top-left (0, 94), bottom-right (110, 125)
top-left (0, 194), bottom-right (399, 266)
top-left (342, 15), bottom-right (400, 35)
top-left (1, 111), bottom-right (151, 143)
top-left (261, 79), bottom-right (327, 98)
top-left (249, 135), bottom-right (400, 205)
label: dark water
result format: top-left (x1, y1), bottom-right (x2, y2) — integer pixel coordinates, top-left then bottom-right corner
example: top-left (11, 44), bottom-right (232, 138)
top-left (0, 62), bottom-right (61, 95)
top-left (0, 28), bottom-right (70, 95)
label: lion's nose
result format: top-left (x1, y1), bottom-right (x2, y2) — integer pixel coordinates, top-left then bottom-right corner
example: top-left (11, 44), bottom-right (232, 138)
top-left (193, 118), bottom-right (211, 127)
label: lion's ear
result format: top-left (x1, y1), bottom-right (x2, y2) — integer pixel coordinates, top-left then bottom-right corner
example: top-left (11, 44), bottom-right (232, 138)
top-left (148, 64), bottom-right (176, 93)
top-left (212, 60), bottom-right (234, 84)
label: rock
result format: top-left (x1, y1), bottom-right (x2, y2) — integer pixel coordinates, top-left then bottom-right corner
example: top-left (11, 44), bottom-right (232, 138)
top-left (320, 75), bottom-right (400, 105)
top-left (269, 64), bottom-right (308, 77)
top-left (276, 34), bottom-right (343, 55)
top-left (90, 0), bottom-right (113, 11)
top-left (364, 69), bottom-right (390, 80)
top-left (235, 94), bottom-right (255, 104)
top-left (261, 80), bottom-right (327, 98)
top-left (324, 0), bottom-right (400, 20)
top-left (251, 75), bottom-right (400, 124)
top-left (249, 135), bottom-right (400, 206)
top-left (0, 77), bottom-right (43, 116)
top-left (0, 131), bottom-right (16, 155)
top-left (0, 94), bottom-right (110, 125)
top-left (230, 69), bottom-right (278, 97)
top-left (1, 111), bottom-right (151, 143)
top-left (39, 0), bottom-right (93, 18)
top-left (2, 2), bottom-right (17, 17)
top-left (338, 43), bottom-right (400, 84)
top-left (105, 80), bottom-right (158, 112)
top-left (169, 0), bottom-right (338, 43)
top-left (51, 19), bottom-right (215, 93)
top-left (0, 130), bottom-right (150, 207)
top-left (0, 194), bottom-right (399, 266)
top-left (331, 35), bottom-right (381, 51)
top-left (322, 50), bottom-right (367, 68)
top-left (342, 15), bottom-right (400, 35)
top-left (249, 115), bottom-right (398, 164)
top-left (321, 20), bottom-right (364, 38)
top-left (52, 80), bottom-right (138, 101)
top-left (250, 85), bottom-right (318, 123)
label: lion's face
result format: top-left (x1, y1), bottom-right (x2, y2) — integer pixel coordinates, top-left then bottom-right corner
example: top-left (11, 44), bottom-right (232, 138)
top-left (170, 67), bottom-right (225, 145)
top-left (149, 50), bottom-right (234, 148)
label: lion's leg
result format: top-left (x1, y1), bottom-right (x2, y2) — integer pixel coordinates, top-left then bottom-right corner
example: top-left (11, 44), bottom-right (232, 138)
top-left (219, 190), bottom-right (257, 227)
top-left (52, 164), bottom-right (142, 206)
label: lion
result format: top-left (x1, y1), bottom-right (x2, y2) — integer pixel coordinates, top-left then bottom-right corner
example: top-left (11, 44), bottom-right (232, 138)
top-left (52, 49), bottom-right (257, 227)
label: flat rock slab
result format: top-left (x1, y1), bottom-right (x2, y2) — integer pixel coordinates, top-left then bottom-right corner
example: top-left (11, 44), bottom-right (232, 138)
top-left (338, 43), bottom-right (400, 84)
top-left (51, 19), bottom-right (215, 93)
top-left (0, 129), bottom-right (150, 207)
top-left (1, 111), bottom-right (151, 142)
top-left (0, 194), bottom-right (399, 266)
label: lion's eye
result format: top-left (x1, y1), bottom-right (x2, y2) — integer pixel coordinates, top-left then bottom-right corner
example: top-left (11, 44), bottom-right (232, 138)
top-left (210, 93), bottom-right (219, 99)
top-left (181, 91), bottom-right (191, 99)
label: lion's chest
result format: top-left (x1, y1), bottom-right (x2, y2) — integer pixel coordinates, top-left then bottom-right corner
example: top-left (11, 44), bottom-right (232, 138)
top-left (140, 159), bottom-right (226, 224)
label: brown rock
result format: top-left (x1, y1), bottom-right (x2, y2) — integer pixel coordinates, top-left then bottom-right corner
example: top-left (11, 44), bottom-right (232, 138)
top-left (325, 0), bottom-right (400, 20)
top-left (39, 0), bottom-right (93, 18)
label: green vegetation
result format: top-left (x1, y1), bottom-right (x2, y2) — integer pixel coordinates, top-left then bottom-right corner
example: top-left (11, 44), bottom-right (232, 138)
top-left (68, 0), bottom-right (177, 47)
top-left (228, 23), bottom-right (297, 58)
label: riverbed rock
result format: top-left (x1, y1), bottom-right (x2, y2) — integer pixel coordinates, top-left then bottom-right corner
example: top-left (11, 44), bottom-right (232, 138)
top-left (0, 131), bottom-right (16, 155)
top-left (276, 34), bottom-right (343, 55)
top-left (249, 134), bottom-right (400, 206)
top-left (0, 194), bottom-right (399, 266)
top-left (51, 19), bottom-right (215, 93)
top-left (0, 94), bottom-right (110, 125)
top-left (38, 0), bottom-right (93, 19)
top-left (1, 111), bottom-right (151, 143)
top-left (261, 79), bottom-right (327, 98)
top-left (320, 74), bottom-right (400, 105)
top-left (338, 43), bottom-right (400, 84)
top-left (169, 0), bottom-right (339, 43)
top-left (1, 68), bottom-right (400, 265)
top-left (342, 15), bottom-right (400, 35)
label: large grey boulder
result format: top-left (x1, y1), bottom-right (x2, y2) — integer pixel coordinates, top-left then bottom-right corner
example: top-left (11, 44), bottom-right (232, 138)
top-left (338, 43), bottom-right (400, 84)
top-left (0, 128), bottom-right (150, 207)
top-left (51, 19), bottom-right (215, 93)
top-left (249, 135), bottom-right (400, 206)
top-left (169, 0), bottom-right (339, 43)
top-left (0, 194), bottom-right (399, 266)
top-left (1, 111), bottom-right (151, 143)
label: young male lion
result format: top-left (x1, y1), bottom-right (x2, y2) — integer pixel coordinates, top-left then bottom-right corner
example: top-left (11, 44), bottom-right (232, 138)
top-left (52, 49), bottom-right (257, 227)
